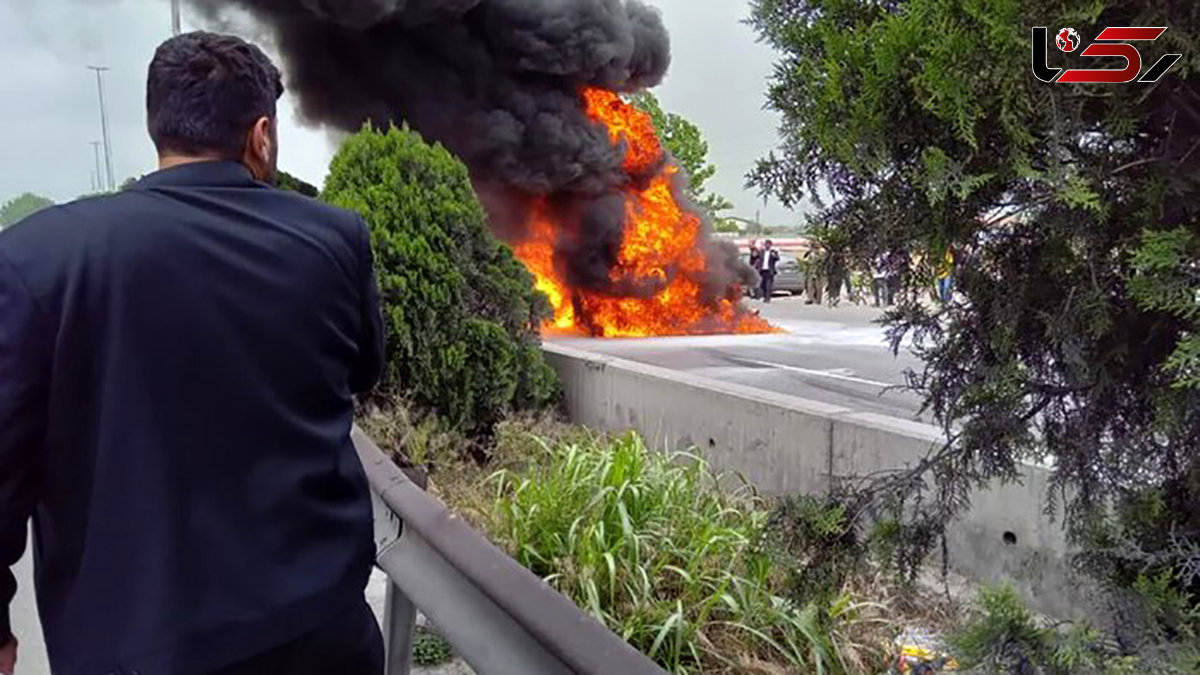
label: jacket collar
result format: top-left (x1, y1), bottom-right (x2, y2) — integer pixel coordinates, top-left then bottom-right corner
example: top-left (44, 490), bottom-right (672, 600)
top-left (135, 161), bottom-right (262, 190)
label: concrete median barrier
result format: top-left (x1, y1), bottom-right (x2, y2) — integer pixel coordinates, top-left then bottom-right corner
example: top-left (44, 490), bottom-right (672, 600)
top-left (544, 342), bottom-right (1098, 620)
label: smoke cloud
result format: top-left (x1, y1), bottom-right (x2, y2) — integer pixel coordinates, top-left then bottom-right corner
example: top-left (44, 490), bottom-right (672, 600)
top-left (186, 0), bottom-right (751, 306)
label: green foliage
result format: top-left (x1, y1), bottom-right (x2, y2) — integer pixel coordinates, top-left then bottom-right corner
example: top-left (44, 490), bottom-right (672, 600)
top-left (763, 496), bottom-right (863, 608)
top-left (951, 586), bottom-right (1200, 674)
top-left (487, 431), bottom-right (885, 674)
top-left (867, 518), bottom-right (903, 569)
top-left (411, 627), bottom-right (454, 666)
top-left (631, 92), bottom-right (734, 216)
top-left (0, 192), bottom-right (53, 229)
top-left (713, 218), bottom-right (741, 234)
top-left (1132, 570), bottom-right (1200, 640)
top-left (1050, 623), bottom-right (1108, 674)
top-left (276, 170), bottom-right (319, 198)
top-left (951, 586), bottom-right (1052, 672)
top-left (1074, 481), bottom-right (1200, 646)
top-left (747, 0), bottom-right (1200, 625)
top-left (323, 125), bottom-right (558, 434)
top-left (1130, 228), bottom-right (1200, 389)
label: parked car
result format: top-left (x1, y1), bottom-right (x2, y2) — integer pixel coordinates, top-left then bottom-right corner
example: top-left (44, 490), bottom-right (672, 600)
top-left (773, 252), bottom-right (805, 295)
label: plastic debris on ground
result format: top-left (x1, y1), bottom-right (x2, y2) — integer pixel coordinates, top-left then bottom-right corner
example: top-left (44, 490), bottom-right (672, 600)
top-left (888, 627), bottom-right (959, 674)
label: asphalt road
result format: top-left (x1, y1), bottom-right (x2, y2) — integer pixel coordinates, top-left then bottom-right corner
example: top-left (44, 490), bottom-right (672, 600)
top-left (10, 543), bottom-right (48, 675)
top-left (550, 295), bottom-right (929, 421)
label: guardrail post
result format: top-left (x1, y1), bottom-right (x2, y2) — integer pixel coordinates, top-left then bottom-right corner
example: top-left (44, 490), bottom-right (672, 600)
top-left (384, 581), bottom-right (417, 675)
top-left (374, 444), bottom-right (425, 675)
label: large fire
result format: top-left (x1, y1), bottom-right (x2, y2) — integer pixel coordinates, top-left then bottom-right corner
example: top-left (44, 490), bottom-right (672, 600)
top-left (513, 89), bottom-right (773, 338)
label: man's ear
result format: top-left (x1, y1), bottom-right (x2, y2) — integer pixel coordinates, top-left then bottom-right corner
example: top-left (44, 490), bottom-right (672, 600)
top-left (242, 116), bottom-right (274, 182)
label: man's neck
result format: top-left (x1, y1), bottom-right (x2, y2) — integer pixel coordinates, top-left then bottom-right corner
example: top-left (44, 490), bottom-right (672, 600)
top-left (158, 154), bottom-right (229, 171)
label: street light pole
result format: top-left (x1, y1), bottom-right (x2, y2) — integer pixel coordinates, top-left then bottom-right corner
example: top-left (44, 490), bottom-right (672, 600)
top-left (86, 66), bottom-right (116, 192)
top-left (90, 141), bottom-right (104, 192)
top-left (171, 0), bottom-right (182, 35)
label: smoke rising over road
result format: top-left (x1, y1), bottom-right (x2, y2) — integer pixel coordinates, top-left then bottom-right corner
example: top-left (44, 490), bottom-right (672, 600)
top-left (186, 0), bottom-right (760, 333)
top-left (190, 0), bottom-right (667, 191)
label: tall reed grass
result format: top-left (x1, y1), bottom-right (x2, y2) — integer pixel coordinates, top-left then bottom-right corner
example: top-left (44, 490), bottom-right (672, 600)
top-left (487, 431), bottom-right (886, 674)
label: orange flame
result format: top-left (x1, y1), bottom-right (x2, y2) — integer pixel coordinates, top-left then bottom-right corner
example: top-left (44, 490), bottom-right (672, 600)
top-left (514, 88), bottom-right (773, 338)
top-left (513, 211), bottom-right (576, 332)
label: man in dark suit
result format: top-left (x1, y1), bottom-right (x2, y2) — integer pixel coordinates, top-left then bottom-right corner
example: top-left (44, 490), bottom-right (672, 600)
top-left (756, 239), bottom-right (781, 303)
top-left (0, 32), bottom-right (385, 675)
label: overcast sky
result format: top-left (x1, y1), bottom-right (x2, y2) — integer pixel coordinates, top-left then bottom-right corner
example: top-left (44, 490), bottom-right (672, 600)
top-left (0, 0), bottom-right (807, 226)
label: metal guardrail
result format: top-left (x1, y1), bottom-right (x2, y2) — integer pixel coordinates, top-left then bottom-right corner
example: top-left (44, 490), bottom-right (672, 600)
top-left (352, 428), bottom-right (670, 675)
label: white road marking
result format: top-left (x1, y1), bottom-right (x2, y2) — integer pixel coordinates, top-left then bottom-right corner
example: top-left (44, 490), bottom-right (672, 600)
top-left (739, 358), bottom-right (894, 388)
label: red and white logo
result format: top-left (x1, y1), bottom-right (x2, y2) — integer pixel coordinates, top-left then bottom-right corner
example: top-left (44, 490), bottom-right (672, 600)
top-left (1032, 26), bottom-right (1183, 84)
top-left (1056, 27), bottom-right (1081, 52)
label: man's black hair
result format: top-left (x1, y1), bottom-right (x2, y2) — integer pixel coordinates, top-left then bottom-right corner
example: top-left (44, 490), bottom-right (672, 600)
top-left (147, 31), bottom-right (284, 159)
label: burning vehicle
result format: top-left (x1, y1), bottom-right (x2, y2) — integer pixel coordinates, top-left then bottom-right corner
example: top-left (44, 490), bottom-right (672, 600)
top-left (187, 0), bottom-right (771, 336)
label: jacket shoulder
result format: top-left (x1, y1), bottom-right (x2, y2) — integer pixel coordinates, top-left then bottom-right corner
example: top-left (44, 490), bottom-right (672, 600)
top-left (267, 190), bottom-right (366, 234)
top-left (270, 188), bottom-right (346, 215)
top-left (0, 195), bottom-right (107, 251)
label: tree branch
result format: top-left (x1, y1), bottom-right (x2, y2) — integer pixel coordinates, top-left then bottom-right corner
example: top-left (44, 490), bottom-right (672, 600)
top-left (1111, 157), bottom-right (1161, 175)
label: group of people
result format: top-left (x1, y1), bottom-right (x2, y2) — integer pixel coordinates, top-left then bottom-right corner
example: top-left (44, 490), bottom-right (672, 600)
top-left (798, 244), bottom-right (867, 307)
top-left (744, 240), bottom-right (957, 307)
top-left (869, 250), bottom-right (909, 307)
top-left (748, 238), bottom-right (782, 302)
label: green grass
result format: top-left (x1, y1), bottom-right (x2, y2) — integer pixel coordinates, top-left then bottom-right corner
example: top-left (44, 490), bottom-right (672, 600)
top-left (485, 431), bottom-right (887, 674)
top-left (411, 626), bottom-right (454, 666)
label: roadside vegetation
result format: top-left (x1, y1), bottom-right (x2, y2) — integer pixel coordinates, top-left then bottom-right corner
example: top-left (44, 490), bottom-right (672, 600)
top-left (360, 400), bottom-right (1199, 674)
top-left (488, 431), bottom-right (893, 674)
top-left (950, 586), bottom-right (1198, 675)
top-left (326, 125), bottom-right (559, 435)
top-left (362, 406), bottom-right (897, 674)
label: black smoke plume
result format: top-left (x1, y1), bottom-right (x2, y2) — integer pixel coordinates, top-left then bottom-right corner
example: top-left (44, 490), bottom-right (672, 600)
top-left (188, 0), bottom-right (753, 306)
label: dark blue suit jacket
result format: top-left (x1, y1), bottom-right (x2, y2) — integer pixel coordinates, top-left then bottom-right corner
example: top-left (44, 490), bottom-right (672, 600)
top-left (0, 161), bottom-right (384, 674)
